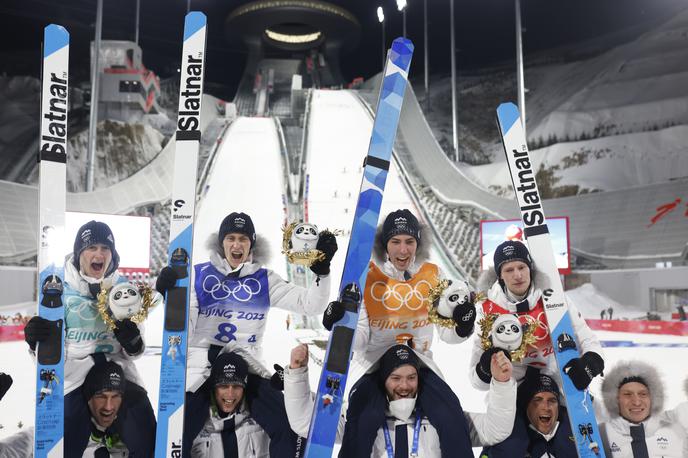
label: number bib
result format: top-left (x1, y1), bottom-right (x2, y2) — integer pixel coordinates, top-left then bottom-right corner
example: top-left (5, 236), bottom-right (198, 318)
top-left (481, 297), bottom-right (553, 365)
top-left (193, 263), bottom-right (270, 347)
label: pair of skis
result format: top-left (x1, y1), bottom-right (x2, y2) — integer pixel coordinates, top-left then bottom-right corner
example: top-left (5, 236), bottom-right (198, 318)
top-left (497, 103), bottom-right (606, 458)
top-left (33, 13), bottom-right (208, 457)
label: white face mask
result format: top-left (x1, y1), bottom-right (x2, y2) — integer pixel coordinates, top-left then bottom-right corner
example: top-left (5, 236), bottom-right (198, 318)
top-left (388, 396), bottom-right (417, 420)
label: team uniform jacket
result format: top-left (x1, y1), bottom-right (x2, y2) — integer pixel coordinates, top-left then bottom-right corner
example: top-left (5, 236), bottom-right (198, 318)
top-left (61, 257), bottom-right (162, 394)
top-left (468, 279), bottom-right (601, 391)
top-left (601, 402), bottom-right (688, 457)
top-left (189, 402), bottom-right (270, 458)
top-left (353, 260), bottom-right (468, 368)
top-left (184, 343), bottom-right (304, 458)
top-left (284, 348), bottom-right (516, 457)
top-left (186, 251), bottom-right (330, 391)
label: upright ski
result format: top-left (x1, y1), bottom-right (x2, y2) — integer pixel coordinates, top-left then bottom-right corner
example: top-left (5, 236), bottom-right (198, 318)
top-left (496, 102), bottom-right (605, 458)
top-left (304, 37), bottom-right (414, 457)
top-left (155, 12), bottom-right (206, 457)
top-left (34, 24), bottom-right (69, 458)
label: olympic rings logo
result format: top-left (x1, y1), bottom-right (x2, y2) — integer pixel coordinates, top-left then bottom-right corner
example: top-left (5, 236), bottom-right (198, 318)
top-left (370, 280), bottom-right (432, 311)
top-left (202, 275), bottom-right (262, 302)
top-left (522, 312), bottom-right (549, 341)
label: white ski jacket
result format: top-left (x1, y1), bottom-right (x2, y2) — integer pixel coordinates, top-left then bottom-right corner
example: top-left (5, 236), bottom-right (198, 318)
top-left (468, 276), bottom-right (602, 391)
top-left (283, 349), bottom-right (516, 457)
top-left (601, 402), bottom-right (688, 457)
top-left (61, 258), bottom-right (162, 394)
top-left (189, 403), bottom-right (270, 458)
top-left (186, 251), bottom-right (331, 391)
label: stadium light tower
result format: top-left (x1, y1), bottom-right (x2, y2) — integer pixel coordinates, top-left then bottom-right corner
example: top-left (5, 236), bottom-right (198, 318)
top-left (135, 0), bottom-right (141, 45)
top-left (424, 0), bottom-right (429, 110)
top-left (86, 0), bottom-right (103, 191)
top-left (377, 7), bottom-right (385, 70)
top-left (396, 0), bottom-right (407, 38)
top-left (450, 0), bottom-right (459, 161)
top-left (515, 0), bottom-right (526, 136)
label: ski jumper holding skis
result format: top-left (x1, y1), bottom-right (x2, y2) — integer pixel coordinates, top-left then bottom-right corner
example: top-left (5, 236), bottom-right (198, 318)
top-left (284, 343), bottom-right (516, 457)
top-left (600, 360), bottom-right (688, 457)
top-left (183, 345), bottom-right (304, 458)
top-left (323, 209), bottom-right (476, 370)
top-left (156, 212), bottom-right (337, 391)
top-left (469, 240), bottom-right (604, 392)
top-left (24, 221), bottom-right (158, 455)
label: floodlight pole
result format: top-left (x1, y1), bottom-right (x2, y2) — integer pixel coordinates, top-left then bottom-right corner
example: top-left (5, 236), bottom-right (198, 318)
top-left (86, 0), bottom-right (103, 191)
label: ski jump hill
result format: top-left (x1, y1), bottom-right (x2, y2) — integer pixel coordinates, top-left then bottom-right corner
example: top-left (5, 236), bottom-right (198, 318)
top-left (358, 80), bottom-right (688, 272)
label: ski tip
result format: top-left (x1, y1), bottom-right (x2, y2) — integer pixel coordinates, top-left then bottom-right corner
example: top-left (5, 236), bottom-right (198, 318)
top-left (496, 102), bottom-right (521, 132)
top-left (184, 11), bottom-right (207, 41)
top-left (390, 37), bottom-right (414, 71)
top-left (44, 24), bottom-right (69, 58)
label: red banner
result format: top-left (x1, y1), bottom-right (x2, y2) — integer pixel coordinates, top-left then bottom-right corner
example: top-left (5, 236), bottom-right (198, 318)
top-left (0, 325), bottom-right (25, 342)
top-left (586, 319), bottom-right (688, 336)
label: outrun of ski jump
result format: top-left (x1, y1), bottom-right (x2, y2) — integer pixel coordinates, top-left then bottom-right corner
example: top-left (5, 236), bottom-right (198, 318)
top-left (1, 1), bottom-right (687, 457)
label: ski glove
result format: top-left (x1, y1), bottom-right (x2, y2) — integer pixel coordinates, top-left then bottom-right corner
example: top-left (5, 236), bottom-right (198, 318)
top-left (322, 300), bottom-right (346, 331)
top-left (475, 347), bottom-right (512, 384)
top-left (24, 316), bottom-right (52, 351)
top-left (453, 302), bottom-right (477, 338)
top-left (310, 231), bottom-right (338, 276)
top-left (0, 373), bottom-right (13, 401)
top-left (155, 266), bottom-right (178, 295)
top-left (563, 351), bottom-right (604, 390)
top-left (270, 364), bottom-right (285, 391)
top-left (113, 319), bottom-right (143, 355)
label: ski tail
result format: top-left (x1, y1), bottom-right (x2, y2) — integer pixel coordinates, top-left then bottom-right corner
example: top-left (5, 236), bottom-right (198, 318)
top-left (34, 23), bottom-right (69, 458)
top-left (154, 12), bottom-right (207, 458)
top-left (496, 102), bottom-right (606, 458)
top-left (304, 37), bottom-right (414, 457)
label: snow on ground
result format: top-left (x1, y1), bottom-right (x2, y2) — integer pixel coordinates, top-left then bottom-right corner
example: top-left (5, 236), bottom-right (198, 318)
top-left (419, 7), bottom-right (688, 198)
top-left (566, 283), bottom-right (648, 320)
top-left (464, 124), bottom-right (688, 197)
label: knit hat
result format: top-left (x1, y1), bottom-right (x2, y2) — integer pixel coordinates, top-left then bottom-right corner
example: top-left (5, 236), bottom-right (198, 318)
top-left (493, 240), bottom-right (532, 277)
top-left (211, 352), bottom-right (249, 388)
top-left (517, 372), bottom-right (560, 412)
top-left (83, 361), bottom-right (126, 401)
top-left (72, 220), bottom-right (120, 276)
top-left (382, 209), bottom-right (421, 247)
top-left (218, 212), bottom-right (256, 249)
top-left (378, 345), bottom-right (420, 384)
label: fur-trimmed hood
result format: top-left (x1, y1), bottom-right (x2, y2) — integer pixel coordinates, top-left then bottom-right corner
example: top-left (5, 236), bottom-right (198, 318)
top-left (476, 261), bottom-right (550, 296)
top-left (206, 231), bottom-right (272, 267)
top-left (601, 360), bottom-right (664, 419)
top-left (372, 220), bottom-right (430, 266)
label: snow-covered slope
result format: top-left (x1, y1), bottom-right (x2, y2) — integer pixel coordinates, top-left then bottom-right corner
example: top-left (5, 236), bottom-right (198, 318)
top-left (420, 7), bottom-right (688, 198)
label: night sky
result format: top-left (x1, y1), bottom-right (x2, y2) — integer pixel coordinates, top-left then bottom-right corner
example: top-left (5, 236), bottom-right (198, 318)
top-left (0, 0), bottom-right (685, 99)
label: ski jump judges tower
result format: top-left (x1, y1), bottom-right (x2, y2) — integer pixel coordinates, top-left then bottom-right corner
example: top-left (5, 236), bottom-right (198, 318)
top-left (225, 0), bottom-right (361, 88)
